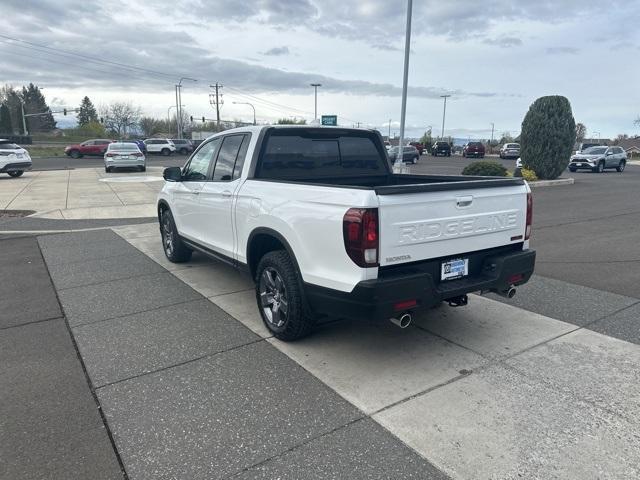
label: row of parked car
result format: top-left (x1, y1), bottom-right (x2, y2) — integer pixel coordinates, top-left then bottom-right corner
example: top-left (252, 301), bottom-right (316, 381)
top-left (64, 138), bottom-right (196, 159)
top-left (385, 140), bottom-right (522, 164)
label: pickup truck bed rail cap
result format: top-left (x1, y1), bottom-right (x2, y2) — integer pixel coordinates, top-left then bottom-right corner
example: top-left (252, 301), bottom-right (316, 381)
top-left (375, 177), bottom-right (525, 195)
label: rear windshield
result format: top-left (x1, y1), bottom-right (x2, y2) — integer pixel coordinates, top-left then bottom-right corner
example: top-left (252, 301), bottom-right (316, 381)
top-left (468, 142), bottom-right (482, 147)
top-left (506, 143), bottom-right (519, 148)
top-left (109, 143), bottom-right (140, 151)
top-left (257, 129), bottom-right (387, 180)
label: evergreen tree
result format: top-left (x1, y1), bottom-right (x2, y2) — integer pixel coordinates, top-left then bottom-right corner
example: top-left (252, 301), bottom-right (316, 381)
top-left (77, 96), bottom-right (98, 126)
top-left (21, 83), bottom-right (56, 132)
top-left (520, 96), bottom-right (576, 180)
top-left (0, 86), bottom-right (24, 133)
top-left (0, 103), bottom-right (12, 133)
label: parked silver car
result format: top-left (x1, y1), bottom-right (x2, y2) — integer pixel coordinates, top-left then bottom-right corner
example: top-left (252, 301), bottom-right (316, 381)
top-left (568, 146), bottom-right (626, 173)
top-left (500, 143), bottom-right (520, 159)
top-left (104, 142), bottom-right (146, 172)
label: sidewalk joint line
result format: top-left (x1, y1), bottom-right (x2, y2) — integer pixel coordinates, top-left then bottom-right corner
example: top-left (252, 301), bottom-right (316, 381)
top-left (0, 315), bottom-right (63, 331)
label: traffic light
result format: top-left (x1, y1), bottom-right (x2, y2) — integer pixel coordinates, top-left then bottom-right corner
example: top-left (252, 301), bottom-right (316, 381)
top-left (190, 115), bottom-right (193, 122)
top-left (202, 116), bottom-right (205, 123)
top-left (100, 117), bottom-right (104, 124)
top-left (63, 108), bottom-right (67, 116)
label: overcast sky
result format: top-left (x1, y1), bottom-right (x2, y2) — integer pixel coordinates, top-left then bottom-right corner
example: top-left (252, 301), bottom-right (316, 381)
top-left (2, 0), bottom-right (639, 139)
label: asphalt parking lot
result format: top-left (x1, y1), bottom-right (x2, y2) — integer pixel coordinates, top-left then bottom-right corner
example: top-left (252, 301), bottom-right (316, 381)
top-left (30, 153), bottom-right (188, 171)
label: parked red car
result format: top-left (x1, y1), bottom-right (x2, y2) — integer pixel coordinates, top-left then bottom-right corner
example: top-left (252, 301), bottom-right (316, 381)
top-left (463, 141), bottom-right (485, 158)
top-left (64, 139), bottom-right (114, 158)
top-left (409, 142), bottom-right (426, 155)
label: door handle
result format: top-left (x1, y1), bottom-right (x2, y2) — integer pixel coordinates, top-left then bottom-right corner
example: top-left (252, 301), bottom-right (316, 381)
top-left (456, 196), bottom-right (473, 207)
top-left (221, 190), bottom-right (232, 198)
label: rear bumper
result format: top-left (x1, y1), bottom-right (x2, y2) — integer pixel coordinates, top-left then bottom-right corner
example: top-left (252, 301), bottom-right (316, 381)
top-left (305, 248), bottom-right (536, 321)
top-left (0, 161), bottom-right (32, 173)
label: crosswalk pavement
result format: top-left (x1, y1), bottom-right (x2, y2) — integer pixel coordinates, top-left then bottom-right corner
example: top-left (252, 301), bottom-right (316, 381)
top-left (111, 224), bottom-right (640, 479)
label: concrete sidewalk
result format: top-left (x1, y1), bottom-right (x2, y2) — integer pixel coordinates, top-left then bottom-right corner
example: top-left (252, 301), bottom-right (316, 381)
top-left (0, 236), bottom-right (124, 480)
top-left (0, 167), bottom-right (163, 219)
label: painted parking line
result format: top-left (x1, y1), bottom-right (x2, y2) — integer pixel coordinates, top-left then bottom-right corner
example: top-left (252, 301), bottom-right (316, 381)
top-left (114, 224), bottom-right (640, 478)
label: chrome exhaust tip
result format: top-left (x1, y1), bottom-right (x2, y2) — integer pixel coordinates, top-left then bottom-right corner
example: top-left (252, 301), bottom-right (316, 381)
top-left (390, 312), bottom-right (412, 329)
top-left (497, 286), bottom-right (517, 298)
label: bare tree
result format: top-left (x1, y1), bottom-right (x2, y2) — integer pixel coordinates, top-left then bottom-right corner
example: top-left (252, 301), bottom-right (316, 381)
top-left (575, 122), bottom-right (587, 143)
top-left (635, 116), bottom-right (640, 128)
top-left (100, 102), bottom-right (142, 137)
top-left (139, 116), bottom-right (162, 137)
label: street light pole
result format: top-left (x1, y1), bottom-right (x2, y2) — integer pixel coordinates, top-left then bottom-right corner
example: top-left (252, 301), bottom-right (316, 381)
top-left (388, 119), bottom-right (392, 139)
top-left (440, 94), bottom-right (451, 140)
top-left (310, 83), bottom-right (321, 120)
top-left (490, 122), bottom-right (495, 153)
top-left (20, 101), bottom-right (28, 136)
top-left (233, 101), bottom-right (256, 125)
top-left (395, 0), bottom-right (413, 174)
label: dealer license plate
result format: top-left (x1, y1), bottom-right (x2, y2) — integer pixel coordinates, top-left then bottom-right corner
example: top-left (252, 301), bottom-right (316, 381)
top-left (441, 258), bottom-right (469, 281)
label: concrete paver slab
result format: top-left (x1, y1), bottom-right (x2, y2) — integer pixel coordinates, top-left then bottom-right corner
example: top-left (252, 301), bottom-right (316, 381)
top-left (47, 250), bottom-right (165, 290)
top-left (0, 319), bottom-right (123, 480)
top-left (58, 271), bottom-right (201, 326)
top-left (112, 222), bottom-right (159, 239)
top-left (0, 237), bottom-right (61, 329)
top-left (269, 319), bottom-right (485, 414)
top-left (39, 229), bottom-right (134, 265)
top-left (374, 364), bottom-right (640, 480)
top-left (234, 418), bottom-right (448, 480)
top-left (97, 341), bottom-right (362, 480)
top-left (172, 263), bottom-right (254, 298)
top-left (488, 274), bottom-right (638, 326)
top-left (414, 295), bottom-right (576, 359)
top-left (211, 289), bottom-right (272, 338)
top-left (73, 299), bottom-right (259, 387)
top-left (505, 328), bottom-right (640, 423)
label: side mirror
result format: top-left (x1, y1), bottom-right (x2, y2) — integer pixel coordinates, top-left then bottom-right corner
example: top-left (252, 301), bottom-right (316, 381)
top-left (163, 166), bottom-right (182, 182)
top-left (606, 151), bottom-right (613, 156)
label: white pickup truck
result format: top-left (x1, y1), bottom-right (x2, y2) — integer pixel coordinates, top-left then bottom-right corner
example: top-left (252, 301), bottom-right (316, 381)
top-left (157, 126), bottom-right (535, 340)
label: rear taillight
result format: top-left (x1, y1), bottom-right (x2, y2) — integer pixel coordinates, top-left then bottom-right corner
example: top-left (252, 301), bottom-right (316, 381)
top-left (343, 208), bottom-right (379, 267)
top-left (525, 192), bottom-right (533, 240)
top-left (134, 152), bottom-right (143, 157)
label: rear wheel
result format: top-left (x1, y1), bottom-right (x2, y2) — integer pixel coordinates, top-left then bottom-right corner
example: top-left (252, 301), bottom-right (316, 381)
top-left (139, 166), bottom-right (146, 172)
top-left (255, 250), bottom-right (316, 341)
top-left (160, 208), bottom-right (192, 263)
top-left (616, 160), bottom-right (626, 172)
top-left (412, 156), bottom-right (418, 164)
top-left (179, 147), bottom-right (188, 155)
top-left (8, 170), bottom-right (24, 178)
top-left (105, 166), bottom-right (111, 173)
top-left (161, 148), bottom-right (171, 156)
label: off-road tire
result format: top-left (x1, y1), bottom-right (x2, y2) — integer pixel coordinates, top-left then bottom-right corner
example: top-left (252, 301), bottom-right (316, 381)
top-left (255, 250), bottom-right (316, 341)
top-left (160, 208), bottom-right (192, 263)
top-left (569, 167), bottom-right (577, 172)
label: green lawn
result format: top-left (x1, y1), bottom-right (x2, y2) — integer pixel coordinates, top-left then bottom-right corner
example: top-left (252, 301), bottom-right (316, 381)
top-left (24, 146), bottom-right (67, 158)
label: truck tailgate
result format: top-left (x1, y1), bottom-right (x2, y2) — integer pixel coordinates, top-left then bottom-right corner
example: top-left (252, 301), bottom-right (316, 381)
top-left (377, 185), bottom-right (527, 267)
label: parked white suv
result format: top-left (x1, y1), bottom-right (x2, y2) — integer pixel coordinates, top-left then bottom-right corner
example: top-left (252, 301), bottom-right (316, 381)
top-left (0, 139), bottom-right (32, 177)
top-left (157, 126), bottom-right (535, 340)
top-left (144, 138), bottom-right (176, 156)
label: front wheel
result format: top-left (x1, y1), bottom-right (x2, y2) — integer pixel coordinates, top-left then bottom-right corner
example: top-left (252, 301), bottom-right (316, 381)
top-left (256, 250), bottom-right (316, 341)
top-left (616, 160), bottom-right (626, 172)
top-left (412, 156), bottom-right (418, 164)
top-left (160, 208), bottom-right (192, 262)
top-left (8, 170), bottom-right (24, 178)
top-left (179, 148), bottom-right (188, 155)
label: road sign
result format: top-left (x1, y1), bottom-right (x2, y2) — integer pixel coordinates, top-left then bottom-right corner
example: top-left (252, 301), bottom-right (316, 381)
top-left (321, 115), bottom-right (337, 126)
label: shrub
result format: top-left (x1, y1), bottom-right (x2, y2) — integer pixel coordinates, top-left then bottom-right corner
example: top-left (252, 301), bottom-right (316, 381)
top-left (520, 168), bottom-right (538, 182)
top-left (461, 161), bottom-right (508, 177)
top-left (520, 96), bottom-right (576, 180)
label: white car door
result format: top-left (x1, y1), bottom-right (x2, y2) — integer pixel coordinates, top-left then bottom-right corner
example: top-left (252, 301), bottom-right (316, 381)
top-left (197, 133), bottom-right (250, 259)
top-left (171, 138), bottom-right (220, 240)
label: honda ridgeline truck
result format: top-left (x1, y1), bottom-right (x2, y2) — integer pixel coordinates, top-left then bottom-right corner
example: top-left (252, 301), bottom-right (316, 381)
top-left (157, 126), bottom-right (535, 340)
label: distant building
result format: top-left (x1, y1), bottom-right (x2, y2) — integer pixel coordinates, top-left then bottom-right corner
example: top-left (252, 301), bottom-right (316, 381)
top-left (617, 137), bottom-right (640, 156)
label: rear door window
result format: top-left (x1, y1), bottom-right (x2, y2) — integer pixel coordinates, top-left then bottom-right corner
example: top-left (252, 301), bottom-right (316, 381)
top-left (213, 135), bottom-right (245, 181)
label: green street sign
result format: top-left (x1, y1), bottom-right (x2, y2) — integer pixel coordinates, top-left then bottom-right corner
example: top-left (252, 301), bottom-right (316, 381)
top-left (321, 115), bottom-right (337, 126)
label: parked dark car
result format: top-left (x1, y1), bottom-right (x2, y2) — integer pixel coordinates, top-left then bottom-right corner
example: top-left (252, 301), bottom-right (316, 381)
top-left (388, 146), bottom-right (420, 164)
top-left (432, 141), bottom-right (451, 157)
top-left (463, 142), bottom-right (485, 158)
top-left (64, 139), bottom-right (113, 158)
top-left (171, 139), bottom-right (195, 155)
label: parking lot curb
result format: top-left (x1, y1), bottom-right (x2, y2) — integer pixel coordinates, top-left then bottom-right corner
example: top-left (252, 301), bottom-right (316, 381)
top-left (528, 178), bottom-right (574, 188)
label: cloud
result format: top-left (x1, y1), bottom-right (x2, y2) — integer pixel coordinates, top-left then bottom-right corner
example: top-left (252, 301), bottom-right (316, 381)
top-left (262, 46), bottom-right (290, 56)
top-left (546, 46), bottom-right (580, 55)
top-left (483, 36), bottom-right (523, 48)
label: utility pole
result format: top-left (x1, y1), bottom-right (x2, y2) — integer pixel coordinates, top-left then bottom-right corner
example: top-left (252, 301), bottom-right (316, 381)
top-left (174, 85), bottom-right (180, 138)
top-left (388, 119), bottom-right (392, 139)
top-left (175, 77), bottom-right (197, 139)
top-left (310, 83), bottom-right (321, 120)
top-left (21, 102), bottom-right (28, 136)
top-left (440, 94), bottom-right (451, 139)
top-left (490, 122), bottom-right (495, 153)
top-left (210, 83), bottom-right (223, 129)
top-left (395, 0), bottom-right (413, 174)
